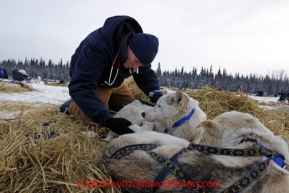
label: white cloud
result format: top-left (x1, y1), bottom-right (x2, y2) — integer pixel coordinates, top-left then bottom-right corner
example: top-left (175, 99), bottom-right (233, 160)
top-left (0, 0), bottom-right (289, 76)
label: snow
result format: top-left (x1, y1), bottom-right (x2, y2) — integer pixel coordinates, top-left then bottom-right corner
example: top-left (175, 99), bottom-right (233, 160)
top-left (0, 81), bottom-right (284, 118)
top-left (0, 82), bottom-right (70, 104)
top-left (249, 95), bottom-right (279, 103)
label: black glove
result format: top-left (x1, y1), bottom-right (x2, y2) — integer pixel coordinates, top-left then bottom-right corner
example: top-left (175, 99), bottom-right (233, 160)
top-left (149, 91), bottom-right (163, 103)
top-left (104, 117), bottom-right (133, 135)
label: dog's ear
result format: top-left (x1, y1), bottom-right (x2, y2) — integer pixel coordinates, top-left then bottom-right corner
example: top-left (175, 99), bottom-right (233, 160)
top-left (201, 120), bottom-right (216, 136)
top-left (174, 89), bottom-right (188, 107)
top-left (165, 88), bottom-right (175, 94)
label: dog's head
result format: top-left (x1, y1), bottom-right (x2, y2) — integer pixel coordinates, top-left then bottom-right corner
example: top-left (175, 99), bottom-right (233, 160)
top-left (201, 111), bottom-right (289, 158)
top-left (143, 89), bottom-right (199, 125)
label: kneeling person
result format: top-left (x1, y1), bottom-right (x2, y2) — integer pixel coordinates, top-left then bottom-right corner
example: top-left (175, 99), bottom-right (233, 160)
top-left (58, 15), bottom-right (162, 135)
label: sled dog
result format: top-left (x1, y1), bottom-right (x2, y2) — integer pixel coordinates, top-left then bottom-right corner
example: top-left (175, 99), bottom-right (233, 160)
top-left (104, 100), bottom-right (162, 141)
top-left (101, 111), bottom-right (289, 193)
top-left (105, 89), bottom-right (206, 143)
top-left (141, 89), bottom-right (206, 143)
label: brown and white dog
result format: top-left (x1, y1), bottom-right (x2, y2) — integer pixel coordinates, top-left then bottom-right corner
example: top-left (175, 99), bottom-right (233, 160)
top-left (101, 111), bottom-right (289, 193)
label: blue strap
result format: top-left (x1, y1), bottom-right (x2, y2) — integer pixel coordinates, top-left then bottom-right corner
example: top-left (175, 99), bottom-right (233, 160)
top-left (259, 145), bottom-right (285, 168)
top-left (172, 109), bottom-right (195, 127)
top-left (273, 157), bottom-right (285, 168)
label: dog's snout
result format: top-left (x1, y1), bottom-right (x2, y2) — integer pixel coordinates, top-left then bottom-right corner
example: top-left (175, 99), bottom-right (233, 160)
top-left (141, 112), bottom-right (146, 118)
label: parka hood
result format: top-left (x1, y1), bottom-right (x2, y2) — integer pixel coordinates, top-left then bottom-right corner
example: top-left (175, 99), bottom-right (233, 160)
top-left (100, 15), bottom-right (143, 53)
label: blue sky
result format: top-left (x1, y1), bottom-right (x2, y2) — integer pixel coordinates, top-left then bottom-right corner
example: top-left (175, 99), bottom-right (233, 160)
top-left (1, 0), bottom-right (289, 76)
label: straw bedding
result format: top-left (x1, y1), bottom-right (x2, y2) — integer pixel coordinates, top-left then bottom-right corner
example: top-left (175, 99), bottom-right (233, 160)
top-left (44, 82), bottom-right (69, 87)
top-left (0, 77), bottom-right (288, 193)
top-left (0, 82), bottom-right (36, 93)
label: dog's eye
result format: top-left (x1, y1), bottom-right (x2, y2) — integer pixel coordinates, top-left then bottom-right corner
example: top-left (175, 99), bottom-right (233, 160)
top-left (165, 98), bottom-right (171, 105)
top-left (158, 105), bottom-right (161, 107)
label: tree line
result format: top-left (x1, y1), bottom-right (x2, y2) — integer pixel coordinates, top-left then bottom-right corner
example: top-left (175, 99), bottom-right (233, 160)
top-left (155, 63), bottom-right (288, 95)
top-left (0, 58), bottom-right (288, 95)
top-left (0, 58), bottom-right (70, 82)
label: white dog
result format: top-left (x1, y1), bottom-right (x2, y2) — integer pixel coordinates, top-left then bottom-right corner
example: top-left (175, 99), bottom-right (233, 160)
top-left (142, 89), bottom-right (206, 143)
top-left (105, 89), bottom-right (206, 143)
top-left (101, 111), bottom-right (289, 193)
top-left (103, 100), bottom-right (162, 141)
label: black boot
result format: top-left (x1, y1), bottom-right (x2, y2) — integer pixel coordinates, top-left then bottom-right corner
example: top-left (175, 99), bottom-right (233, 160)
top-left (57, 98), bottom-right (73, 115)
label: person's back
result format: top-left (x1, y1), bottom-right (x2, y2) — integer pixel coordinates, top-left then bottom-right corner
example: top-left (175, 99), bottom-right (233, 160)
top-left (59, 15), bottom-right (162, 135)
top-left (69, 16), bottom-right (143, 86)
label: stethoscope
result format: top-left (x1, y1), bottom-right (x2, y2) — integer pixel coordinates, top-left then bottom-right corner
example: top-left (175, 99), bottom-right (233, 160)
top-left (104, 33), bottom-right (138, 86)
top-left (104, 46), bottom-right (122, 86)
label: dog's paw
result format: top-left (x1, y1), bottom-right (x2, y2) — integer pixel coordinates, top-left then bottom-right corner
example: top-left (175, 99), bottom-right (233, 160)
top-left (129, 124), bottom-right (144, 133)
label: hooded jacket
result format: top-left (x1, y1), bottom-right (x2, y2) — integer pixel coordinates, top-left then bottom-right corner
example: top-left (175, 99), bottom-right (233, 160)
top-left (68, 15), bottom-right (160, 125)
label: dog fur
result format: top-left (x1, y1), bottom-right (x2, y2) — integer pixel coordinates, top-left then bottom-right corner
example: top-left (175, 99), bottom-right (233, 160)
top-left (142, 89), bottom-right (206, 143)
top-left (105, 89), bottom-right (206, 143)
top-left (104, 100), bottom-right (162, 141)
top-left (101, 111), bottom-right (289, 193)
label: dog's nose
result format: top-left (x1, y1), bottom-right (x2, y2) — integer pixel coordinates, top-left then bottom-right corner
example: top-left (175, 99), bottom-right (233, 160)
top-left (141, 112), bottom-right (146, 118)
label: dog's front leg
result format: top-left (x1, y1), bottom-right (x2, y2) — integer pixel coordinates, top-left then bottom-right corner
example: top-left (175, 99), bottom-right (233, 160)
top-left (129, 124), bottom-right (144, 132)
top-left (141, 121), bottom-right (154, 131)
top-left (129, 125), bottom-right (190, 147)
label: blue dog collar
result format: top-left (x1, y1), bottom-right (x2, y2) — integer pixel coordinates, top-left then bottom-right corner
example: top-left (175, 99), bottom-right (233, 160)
top-left (173, 109), bottom-right (195, 127)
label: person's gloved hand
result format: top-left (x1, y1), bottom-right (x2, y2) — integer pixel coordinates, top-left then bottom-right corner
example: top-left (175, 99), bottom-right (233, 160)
top-left (149, 90), bottom-right (163, 103)
top-left (104, 117), bottom-right (133, 135)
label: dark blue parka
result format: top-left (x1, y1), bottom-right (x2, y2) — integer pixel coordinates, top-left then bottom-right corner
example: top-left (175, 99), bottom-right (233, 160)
top-left (69, 15), bottom-right (160, 125)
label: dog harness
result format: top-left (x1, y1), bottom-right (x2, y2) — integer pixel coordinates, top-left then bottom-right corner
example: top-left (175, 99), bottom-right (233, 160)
top-left (110, 141), bottom-right (287, 193)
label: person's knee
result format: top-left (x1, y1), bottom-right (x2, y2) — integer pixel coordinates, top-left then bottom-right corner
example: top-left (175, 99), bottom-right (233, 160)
top-left (67, 101), bottom-right (77, 115)
top-left (68, 102), bottom-right (92, 123)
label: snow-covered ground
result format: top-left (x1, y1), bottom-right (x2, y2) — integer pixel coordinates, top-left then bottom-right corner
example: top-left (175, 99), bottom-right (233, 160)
top-left (0, 82), bottom-right (70, 104)
top-left (0, 81), bottom-right (283, 110)
top-left (249, 95), bottom-right (279, 103)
